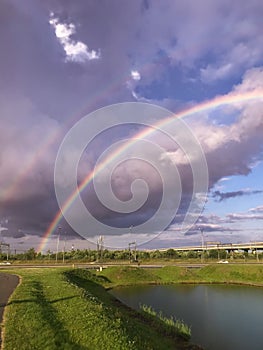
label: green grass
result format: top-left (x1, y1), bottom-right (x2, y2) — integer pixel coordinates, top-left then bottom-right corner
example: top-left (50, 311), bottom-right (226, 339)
top-left (140, 304), bottom-right (191, 340)
top-left (97, 265), bottom-right (161, 288)
top-left (4, 264), bottom-right (263, 350)
top-left (98, 264), bottom-right (263, 287)
top-left (2, 268), bottom-right (194, 350)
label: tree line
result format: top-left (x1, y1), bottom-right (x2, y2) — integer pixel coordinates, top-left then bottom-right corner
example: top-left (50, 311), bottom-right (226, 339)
top-left (0, 247), bottom-right (262, 262)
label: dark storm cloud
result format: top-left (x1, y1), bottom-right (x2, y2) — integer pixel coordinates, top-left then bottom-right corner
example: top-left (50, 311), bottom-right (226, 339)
top-left (184, 224), bottom-right (230, 235)
top-left (0, 0), bottom-right (263, 248)
top-left (2, 229), bottom-right (25, 239)
top-left (212, 189), bottom-right (263, 202)
top-left (0, 0), bottom-right (134, 119)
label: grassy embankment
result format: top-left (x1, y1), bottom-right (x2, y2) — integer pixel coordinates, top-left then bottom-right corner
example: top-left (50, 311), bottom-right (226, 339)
top-left (2, 264), bottom-right (263, 350)
top-left (2, 268), bottom-right (200, 350)
top-left (97, 263), bottom-right (263, 287)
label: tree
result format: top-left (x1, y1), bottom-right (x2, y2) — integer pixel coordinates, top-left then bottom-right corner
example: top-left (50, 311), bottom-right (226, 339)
top-left (208, 250), bottom-right (219, 259)
top-left (149, 250), bottom-right (162, 259)
top-left (25, 248), bottom-right (37, 260)
top-left (187, 251), bottom-right (198, 259)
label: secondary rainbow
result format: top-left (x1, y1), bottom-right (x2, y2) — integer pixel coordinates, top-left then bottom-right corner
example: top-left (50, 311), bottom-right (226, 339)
top-left (38, 89), bottom-right (263, 252)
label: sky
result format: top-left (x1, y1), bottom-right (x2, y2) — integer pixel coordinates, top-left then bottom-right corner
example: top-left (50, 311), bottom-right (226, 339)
top-left (0, 0), bottom-right (263, 253)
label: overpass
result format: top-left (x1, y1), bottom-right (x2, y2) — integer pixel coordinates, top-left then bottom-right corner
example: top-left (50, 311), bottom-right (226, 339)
top-left (159, 241), bottom-right (263, 252)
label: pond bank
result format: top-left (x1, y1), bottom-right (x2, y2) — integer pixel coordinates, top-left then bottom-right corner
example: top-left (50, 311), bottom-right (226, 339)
top-left (96, 264), bottom-right (263, 288)
top-left (110, 283), bottom-right (263, 350)
top-left (2, 268), bottom-right (202, 350)
top-left (0, 273), bottom-right (19, 347)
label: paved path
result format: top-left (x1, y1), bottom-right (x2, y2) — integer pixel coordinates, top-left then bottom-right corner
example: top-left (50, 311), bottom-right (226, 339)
top-left (0, 273), bottom-right (19, 346)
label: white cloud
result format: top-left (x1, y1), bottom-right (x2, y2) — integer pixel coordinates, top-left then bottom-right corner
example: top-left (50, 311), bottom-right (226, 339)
top-left (126, 71), bottom-right (142, 100)
top-left (201, 63), bottom-right (234, 83)
top-left (249, 205), bottom-right (263, 213)
top-left (234, 67), bottom-right (263, 93)
top-left (219, 177), bottom-right (231, 182)
top-left (49, 14), bottom-right (100, 63)
top-left (227, 213), bottom-right (263, 221)
top-left (131, 70), bottom-right (141, 81)
top-left (200, 33), bottom-right (263, 84)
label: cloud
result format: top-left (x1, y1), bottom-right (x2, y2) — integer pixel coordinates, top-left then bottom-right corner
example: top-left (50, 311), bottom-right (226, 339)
top-left (2, 230), bottom-right (25, 239)
top-left (2, 65), bottom-right (263, 243)
top-left (184, 68), bottom-right (263, 189)
top-left (212, 189), bottom-right (263, 202)
top-left (1, 0), bottom-right (263, 250)
top-left (198, 3), bottom-right (263, 83)
top-left (166, 212), bottom-right (234, 236)
top-left (200, 42), bottom-right (263, 84)
top-left (0, 92), bottom-right (62, 237)
top-left (185, 223), bottom-right (231, 234)
top-left (218, 177), bottom-right (231, 182)
top-left (49, 13), bottom-right (100, 63)
top-left (201, 63), bottom-right (234, 83)
top-left (249, 205), bottom-right (263, 213)
top-left (44, 0), bottom-right (263, 97)
top-left (131, 70), bottom-right (141, 81)
top-left (227, 213), bottom-right (263, 221)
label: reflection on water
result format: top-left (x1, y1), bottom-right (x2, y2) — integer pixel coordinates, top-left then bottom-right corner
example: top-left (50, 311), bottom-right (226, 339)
top-left (110, 284), bottom-right (263, 350)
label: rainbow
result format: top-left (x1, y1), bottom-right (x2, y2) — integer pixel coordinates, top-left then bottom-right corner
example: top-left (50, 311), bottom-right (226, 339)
top-left (1, 67), bottom-right (132, 205)
top-left (0, 128), bottom-right (60, 204)
top-left (37, 89), bottom-right (263, 252)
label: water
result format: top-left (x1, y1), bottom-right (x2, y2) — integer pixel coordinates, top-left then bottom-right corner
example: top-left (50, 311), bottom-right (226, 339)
top-left (110, 284), bottom-right (263, 350)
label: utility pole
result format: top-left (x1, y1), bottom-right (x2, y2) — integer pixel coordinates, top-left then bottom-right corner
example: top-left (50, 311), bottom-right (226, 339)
top-left (55, 226), bottom-right (62, 263)
top-left (62, 231), bottom-right (67, 264)
top-left (0, 222), bottom-right (2, 255)
top-left (199, 228), bottom-right (205, 263)
top-left (128, 241), bottom-right (137, 262)
top-left (0, 219), bottom-right (8, 258)
top-left (97, 236), bottom-right (104, 262)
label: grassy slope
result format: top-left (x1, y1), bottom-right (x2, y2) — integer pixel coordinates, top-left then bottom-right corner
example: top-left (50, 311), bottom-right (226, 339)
top-left (2, 268), bottom-right (195, 350)
top-left (154, 264), bottom-right (263, 285)
top-left (99, 265), bottom-right (162, 287)
top-left (98, 264), bottom-right (263, 287)
top-left (3, 264), bottom-right (263, 350)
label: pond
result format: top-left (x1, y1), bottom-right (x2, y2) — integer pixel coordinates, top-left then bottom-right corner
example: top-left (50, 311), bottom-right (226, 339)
top-left (110, 284), bottom-right (263, 350)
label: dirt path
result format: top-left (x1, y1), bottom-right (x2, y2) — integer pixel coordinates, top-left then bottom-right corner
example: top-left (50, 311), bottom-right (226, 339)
top-left (0, 273), bottom-right (19, 347)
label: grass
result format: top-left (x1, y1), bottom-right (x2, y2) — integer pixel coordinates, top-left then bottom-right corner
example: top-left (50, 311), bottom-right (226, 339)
top-left (3, 264), bottom-right (263, 349)
top-left (98, 264), bottom-right (263, 287)
top-left (97, 265), bottom-right (161, 288)
top-left (140, 304), bottom-right (191, 340)
top-left (2, 268), bottom-right (196, 350)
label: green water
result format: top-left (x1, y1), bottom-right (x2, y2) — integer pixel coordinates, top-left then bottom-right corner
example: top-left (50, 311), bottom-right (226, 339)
top-left (110, 284), bottom-right (263, 350)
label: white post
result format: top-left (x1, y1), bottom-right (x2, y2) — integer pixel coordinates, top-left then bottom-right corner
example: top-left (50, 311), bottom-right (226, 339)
top-left (55, 226), bottom-right (61, 263)
top-left (62, 233), bottom-right (66, 263)
top-left (0, 222), bottom-right (1, 242)
top-left (200, 228), bottom-right (204, 263)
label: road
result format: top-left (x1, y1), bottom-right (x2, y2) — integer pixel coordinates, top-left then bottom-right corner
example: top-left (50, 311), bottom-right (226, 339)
top-left (1, 261), bottom-right (262, 270)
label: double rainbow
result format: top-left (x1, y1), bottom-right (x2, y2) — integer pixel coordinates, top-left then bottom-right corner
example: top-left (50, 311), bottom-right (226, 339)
top-left (38, 89), bottom-right (263, 252)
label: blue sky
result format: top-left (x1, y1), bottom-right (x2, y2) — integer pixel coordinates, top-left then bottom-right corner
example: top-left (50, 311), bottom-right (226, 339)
top-left (0, 0), bottom-right (263, 252)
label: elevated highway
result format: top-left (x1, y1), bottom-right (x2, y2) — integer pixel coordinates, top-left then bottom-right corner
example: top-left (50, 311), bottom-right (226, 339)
top-left (160, 242), bottom-right (263, 252)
